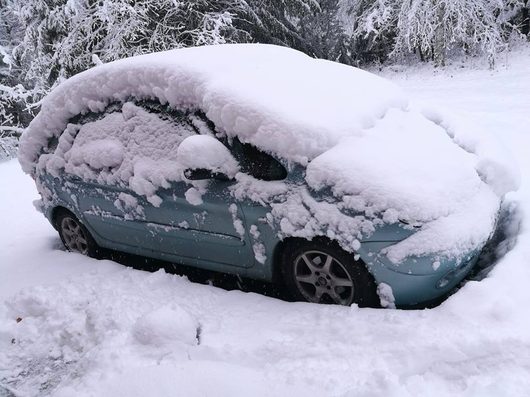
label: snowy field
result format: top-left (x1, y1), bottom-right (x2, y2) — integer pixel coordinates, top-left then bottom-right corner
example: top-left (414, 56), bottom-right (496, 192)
top-left (1, 49), bottom-right (530, 396)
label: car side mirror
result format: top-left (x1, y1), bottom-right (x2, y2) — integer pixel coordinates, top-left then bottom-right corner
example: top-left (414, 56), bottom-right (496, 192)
top-left (177, 135), bottom-right (239, 181)
top-left (184, 168), bottom-right (232, 181)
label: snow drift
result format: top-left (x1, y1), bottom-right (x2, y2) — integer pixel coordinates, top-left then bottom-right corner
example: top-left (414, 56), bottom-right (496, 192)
top-left (18, 44), bottom-right (519, 262)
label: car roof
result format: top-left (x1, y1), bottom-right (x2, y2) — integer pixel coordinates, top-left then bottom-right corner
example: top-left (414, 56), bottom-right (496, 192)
top-left (19, 44), bottom-right (405, 174)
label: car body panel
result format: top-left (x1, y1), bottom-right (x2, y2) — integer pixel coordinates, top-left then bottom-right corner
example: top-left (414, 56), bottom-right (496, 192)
top-left (145, 180), bottom-right (252, 267)
top-left (40, 167), bottom-right (487, 307)
top-left (359, 241), bottom-right (481, 305)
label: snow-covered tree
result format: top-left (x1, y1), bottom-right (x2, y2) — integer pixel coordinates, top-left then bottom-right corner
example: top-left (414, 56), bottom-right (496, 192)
top-left (298, 0), bottom-right (353, 63)
top-left (8, 0), bottom-right (251, 91)
top-left (523, 1), bottom-right (530, 35)
top-left (238, 0), bottom-right (319, 55)
top-left (336, 0), bottom-right (397, 63)
top-left (395, 0), bottom-right (520, 66)
top-left (507, 0), bottom-right (530, 36)
top-left (1, 0), bottom-right (37, 159)
top-left (340, 0), bottom-right (526, 66)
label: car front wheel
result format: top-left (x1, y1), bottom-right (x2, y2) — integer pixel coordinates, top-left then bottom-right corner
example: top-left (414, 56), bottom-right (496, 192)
top-left (281, 240), bottom-right (380, 307)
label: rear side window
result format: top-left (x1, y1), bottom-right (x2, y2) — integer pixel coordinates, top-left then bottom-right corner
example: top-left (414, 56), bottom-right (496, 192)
top-left (68, 100), bottom-right (199, 164)
top-left (50, 100), bottom-right (206, 185)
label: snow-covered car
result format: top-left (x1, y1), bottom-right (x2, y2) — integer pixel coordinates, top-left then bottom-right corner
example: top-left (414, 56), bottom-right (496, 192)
top-left (18, 44), bottom-right (519, 308)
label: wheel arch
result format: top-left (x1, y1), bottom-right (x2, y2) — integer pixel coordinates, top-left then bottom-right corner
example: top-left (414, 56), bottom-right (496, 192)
top-left (272, 236), bottom-right (370, 279)
top-left (50, 206), bottom-right (76, 230)
top-left (272, 235), bottom-right (381, 307)
top-left (52, 205), bottom-right (100, 257)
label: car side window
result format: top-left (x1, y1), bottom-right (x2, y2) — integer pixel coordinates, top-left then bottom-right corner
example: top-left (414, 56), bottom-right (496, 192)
top-left (228, 138), bottom-right (287, 181)
top-left (186, 112), bottom-right (287, 181)
top-left (52, 100), bottom-right (202, 186)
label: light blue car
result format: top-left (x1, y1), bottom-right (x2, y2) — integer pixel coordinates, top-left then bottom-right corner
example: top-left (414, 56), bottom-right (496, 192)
top-left (21, 45), bottom-right (509, 309)
top-left (36, 101), bottom-right (485, 309)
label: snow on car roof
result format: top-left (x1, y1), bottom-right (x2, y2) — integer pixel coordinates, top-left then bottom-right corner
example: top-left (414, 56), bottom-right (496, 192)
top-left (18, 44), bottom-right (520, 262)
top-left (18, 44), bottom-right (406, 173)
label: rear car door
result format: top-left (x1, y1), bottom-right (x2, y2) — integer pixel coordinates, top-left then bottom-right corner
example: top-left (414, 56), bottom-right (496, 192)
top-left (60, 101), bottom-right (197, 255)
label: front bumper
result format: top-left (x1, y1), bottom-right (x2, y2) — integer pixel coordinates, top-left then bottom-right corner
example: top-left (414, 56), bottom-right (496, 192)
top-left (359, 241), bottom-right (481, 307)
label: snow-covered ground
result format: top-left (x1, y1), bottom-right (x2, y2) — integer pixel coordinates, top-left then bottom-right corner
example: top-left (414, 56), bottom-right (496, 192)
top-left (1, 48), bottom-right (530, 396)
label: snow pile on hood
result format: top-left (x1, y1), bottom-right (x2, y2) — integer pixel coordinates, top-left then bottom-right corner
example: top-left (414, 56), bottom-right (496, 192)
top-left (304, 107), bottom-right (512, 262)
top-left (18, 44), bottom-right (519, 262)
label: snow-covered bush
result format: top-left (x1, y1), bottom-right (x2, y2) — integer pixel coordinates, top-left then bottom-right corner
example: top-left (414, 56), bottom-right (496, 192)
top-left (1, 0), bottom-right (41, 154)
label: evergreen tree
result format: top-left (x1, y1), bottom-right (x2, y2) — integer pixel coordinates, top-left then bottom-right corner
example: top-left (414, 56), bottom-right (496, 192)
top-left (237, 0), bottom-right (319, 54)
top-left (1, 0), bottom-right (35, 158)
top-left (8, 0), bottom-right (251, 91)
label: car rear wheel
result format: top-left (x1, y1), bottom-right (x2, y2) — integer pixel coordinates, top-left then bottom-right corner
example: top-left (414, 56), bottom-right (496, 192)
top-left (281, 240), bottom-right (380, 307)
top-left (56, 211), bottom-right (99, 257)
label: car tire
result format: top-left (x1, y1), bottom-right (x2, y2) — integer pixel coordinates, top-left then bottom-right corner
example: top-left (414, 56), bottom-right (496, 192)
top-left (56, 210), bottom-right (100, 258)
top-left (280, 239), bottom-right (380, 307)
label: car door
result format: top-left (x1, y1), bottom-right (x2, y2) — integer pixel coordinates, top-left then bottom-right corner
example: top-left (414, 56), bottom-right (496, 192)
top-left (142, 179), bottom-right (253, 267)
top-left (138, 135), bottom-right (289, 269)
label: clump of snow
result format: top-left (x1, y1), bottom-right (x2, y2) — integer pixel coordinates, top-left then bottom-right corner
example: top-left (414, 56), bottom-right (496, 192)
top-left (114, 192), bottom-right (145, 220)
top-left (383, 184), bottom-right (499, 263)
top-left (306, 109), bottom-right (484, 222)
top-left (249, 225), bottom-right (266, 264)
top-left (230, 173), bottom-right (289, 206)
top-left (184, 187), bottom-right (204, 206)
top-left (36, 102), bottom-right (196, 206)
top-left (268, 188), bottom-right (366, 252)
top-left (376, 283), bottom-right (396, 309)
top-left (420, 105), bottom-right (521, 197)
top-left (19, 44), bottom-right (406, 175)
top-left (116, 192), bottom-right (139, 209)
top-left (133, 305), bottom-right (199, 347)
top-left (178, 220), bottom-right (190, 229)
top-left (229, 204), bottom-right (245, 240)
top-left (65, 138), bottom-right (124, 170)
top-left (18, 44), bottom-right (520, 263)
top-left (177, 134), bottom-right (239, 178)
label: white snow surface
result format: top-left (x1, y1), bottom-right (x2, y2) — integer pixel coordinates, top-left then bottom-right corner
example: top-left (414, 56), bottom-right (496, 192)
top-left (18, 44), bottom-right (519, 262)
top-left (2, 47), bottom-right (530, 396)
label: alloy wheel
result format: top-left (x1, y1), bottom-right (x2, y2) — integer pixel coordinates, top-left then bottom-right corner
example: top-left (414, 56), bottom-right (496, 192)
top-left (293, 250), bottom-right (355, 305)
top-left (60, 216), bottom-right (89, 255)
